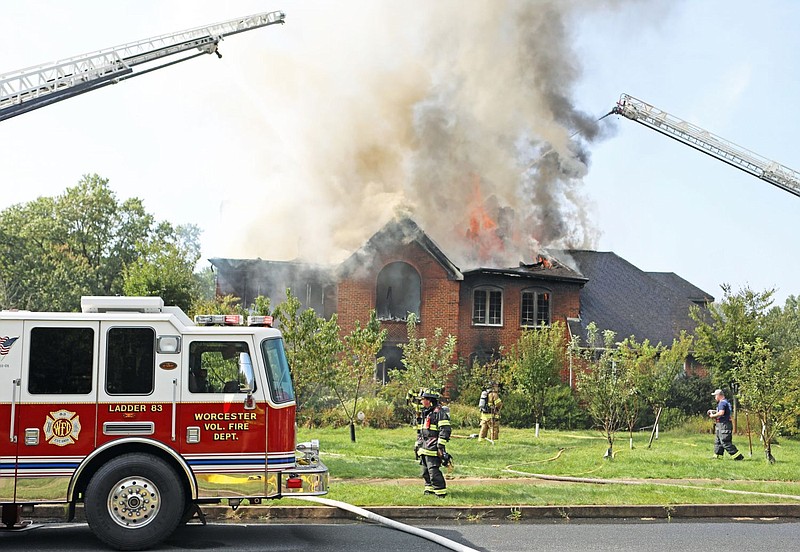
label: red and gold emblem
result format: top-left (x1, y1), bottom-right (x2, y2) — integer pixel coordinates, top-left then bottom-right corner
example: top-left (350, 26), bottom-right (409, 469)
top-left (43, 409), bottom-right (82, 446)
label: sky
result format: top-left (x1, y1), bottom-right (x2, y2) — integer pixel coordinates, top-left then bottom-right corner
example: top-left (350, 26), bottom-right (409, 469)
top-left (1, 0), bottom-right (798, 307)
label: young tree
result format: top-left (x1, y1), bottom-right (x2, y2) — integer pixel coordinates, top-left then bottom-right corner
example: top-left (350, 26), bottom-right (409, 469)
top-left (505, 322), bottom-right (566, 437)
top-left (619, 333), bottom-right (693, 448)
top-left (273, 289), bottom-right (342, 412)
top-left (646, 333), bottom-right (692, 446)
top-left (733, 338), bottom-right (800, 463)
top-left (574, 323), bottom-right (626, 459)
top-left (616, 339), bottom-right (646, 449)
top-left (390, 313), bottom-right (458, 397)
top-left (327, 311), bottom-right (386, 442)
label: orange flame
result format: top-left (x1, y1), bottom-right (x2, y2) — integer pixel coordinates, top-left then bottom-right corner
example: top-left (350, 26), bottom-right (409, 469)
top-left (536, 254), bottom-right (552, 269)
top-left (465, 177), bottom-right (504, 262)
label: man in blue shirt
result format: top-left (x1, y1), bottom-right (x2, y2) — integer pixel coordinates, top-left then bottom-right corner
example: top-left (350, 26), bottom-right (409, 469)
top-left (708, 388), bottom-right (744, 460)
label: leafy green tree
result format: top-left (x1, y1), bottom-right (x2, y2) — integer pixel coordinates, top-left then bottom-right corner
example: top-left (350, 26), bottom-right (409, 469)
top-left (764, 295), bottom-right (800, 370)
top-left (390, 313), bottom-right (458, 397)
top-left (187, 294), bottom-right (247, 319)
top-left (250, 295), bottom-right (272, 316)
top-left (327, 311), bottom-right (386, 441)
top-left (615, 339), bottom-right (646, 449)
top-left (193, 265), bottom-right (217, 303)
top-left (618, 333), bottom-right (693, 448)
top-left (0, 174), bottom-right (199, 311)
top-left (574, 323), bottom-right (626, 459)
top-left (691, 284), bottom-right (774, 388)
top-left (733, 338), bottom-right (800, 463)
top-left (273, 288), bottom-right (342, 412)
top-left (122, 224), bottom-right (201, 311)
top-left (505, 322), bottom-right (566, 437)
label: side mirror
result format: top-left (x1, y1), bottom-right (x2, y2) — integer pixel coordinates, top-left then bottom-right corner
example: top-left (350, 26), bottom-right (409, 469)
top-left (238, 352), bottom-right (257, 410)
top-left (238, 352), bottom-right (256, 393)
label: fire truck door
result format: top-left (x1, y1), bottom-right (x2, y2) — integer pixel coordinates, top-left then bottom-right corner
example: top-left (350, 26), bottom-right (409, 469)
top-left (96, 323), bottom-right (176, 452)
top-left (179, 338), bottom-right (268, 499)
top-left (0, 320), bottom-right (23, 503)
top-left (14, 321), bottom-right (100, 503)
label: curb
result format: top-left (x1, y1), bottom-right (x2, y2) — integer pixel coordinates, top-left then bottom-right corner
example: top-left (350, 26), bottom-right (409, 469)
top-left (24, 503), bottom-right (800, 523)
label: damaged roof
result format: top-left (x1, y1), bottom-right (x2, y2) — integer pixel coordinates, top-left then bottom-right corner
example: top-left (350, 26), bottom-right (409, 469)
top-left (462, 254), bottom-right (588, 284)
top-left (337, 216), bottom-right (463, 280)
top-left (564, 250), bottom-right (713, 346)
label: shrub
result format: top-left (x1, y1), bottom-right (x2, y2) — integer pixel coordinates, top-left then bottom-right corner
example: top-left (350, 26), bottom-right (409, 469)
top-left (544, 385), bottom-right (589, 430)
top-left (352, 397), bottom-right (400, 429)
top-left (445, 402), bottom-right (481, 430)
top-left (380, 379), bottom-right (426, 423)
top-left (500, 391), bottom-right (535, 429)
top-left (676, 414), bottom-right (716, 434)
top-left (667, 372), bottom-right (714, 415)
top-left (657, 407), bottom-right (689, 431)
top-left (309, 397), bottom-right (402, 429)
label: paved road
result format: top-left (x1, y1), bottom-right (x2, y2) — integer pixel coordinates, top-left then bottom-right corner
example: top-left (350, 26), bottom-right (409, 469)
top-left (1, 518), bottom-right (799, 551)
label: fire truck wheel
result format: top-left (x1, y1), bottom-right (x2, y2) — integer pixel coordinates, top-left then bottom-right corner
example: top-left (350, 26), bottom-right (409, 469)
top-left (84, 453), bottom-right (186, 551)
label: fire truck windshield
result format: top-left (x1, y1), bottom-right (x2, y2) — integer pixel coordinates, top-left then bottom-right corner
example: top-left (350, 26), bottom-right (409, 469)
top-left (260, 338), bottom-right (295, 403)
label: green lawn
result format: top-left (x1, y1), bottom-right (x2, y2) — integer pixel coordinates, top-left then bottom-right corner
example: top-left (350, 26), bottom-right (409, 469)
top-left (294, 426), bottom-right (800, 507)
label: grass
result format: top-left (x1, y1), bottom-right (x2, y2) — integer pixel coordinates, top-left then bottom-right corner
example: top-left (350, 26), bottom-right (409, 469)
top-left (292, 426), bottom-right (800, 507)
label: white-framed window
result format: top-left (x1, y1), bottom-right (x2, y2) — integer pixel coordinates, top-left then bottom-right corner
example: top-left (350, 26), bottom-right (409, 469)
top-left (521, 288), bottom-right (551, 327)
top-left (473, 287), bottom-right (503, 326)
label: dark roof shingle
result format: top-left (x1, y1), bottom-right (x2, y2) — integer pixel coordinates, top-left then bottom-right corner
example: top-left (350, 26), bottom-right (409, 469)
top-left (565, 250), bottom-right (712, 346)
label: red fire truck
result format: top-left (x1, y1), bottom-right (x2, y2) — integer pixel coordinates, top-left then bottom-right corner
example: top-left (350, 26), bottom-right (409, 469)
top-left (0, 296), bottom-right (328, 550)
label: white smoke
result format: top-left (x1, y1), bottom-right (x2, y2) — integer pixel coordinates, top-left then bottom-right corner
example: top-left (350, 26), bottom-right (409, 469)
top-left (221, 1), bottom-right (627, 268)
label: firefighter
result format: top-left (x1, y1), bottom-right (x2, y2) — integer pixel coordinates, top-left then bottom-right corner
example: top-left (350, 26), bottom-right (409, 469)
top-left (478, 381), bottom-right (502, 441)
top-left (416, 390), bottom-right (451, 498)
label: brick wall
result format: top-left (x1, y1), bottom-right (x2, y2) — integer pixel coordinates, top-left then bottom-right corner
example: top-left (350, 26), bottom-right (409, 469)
top-left (337, 239), bottom-right (584, 370)
top-left (457, 275), bottom-right (582, 364)
top-left (336, 240), bottom-right (460, 343)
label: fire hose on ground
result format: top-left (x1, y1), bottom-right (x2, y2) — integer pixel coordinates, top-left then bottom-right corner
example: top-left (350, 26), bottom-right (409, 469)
top-left (294, 496), bottom-right (480, 552)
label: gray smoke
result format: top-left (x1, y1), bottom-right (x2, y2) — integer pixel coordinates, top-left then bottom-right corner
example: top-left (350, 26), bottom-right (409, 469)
top-left (227, 1), bottom-right (627, 268)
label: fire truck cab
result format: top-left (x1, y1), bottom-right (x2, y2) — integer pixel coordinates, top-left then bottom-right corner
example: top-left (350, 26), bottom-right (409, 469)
top-left (0, 296), bottom-right (327, 550)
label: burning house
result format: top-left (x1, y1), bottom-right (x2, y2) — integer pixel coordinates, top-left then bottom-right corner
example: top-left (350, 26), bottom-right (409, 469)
top-left (210, 216), bottom-right (713, 383)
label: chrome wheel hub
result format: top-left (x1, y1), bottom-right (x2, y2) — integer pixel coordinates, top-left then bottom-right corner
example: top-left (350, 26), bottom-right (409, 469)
top-left (107, 476), bottom-right (161, 528)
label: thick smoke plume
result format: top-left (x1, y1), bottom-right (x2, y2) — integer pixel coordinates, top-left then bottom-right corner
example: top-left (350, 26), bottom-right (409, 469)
top-left (228, 1), bottom-right (611, 269)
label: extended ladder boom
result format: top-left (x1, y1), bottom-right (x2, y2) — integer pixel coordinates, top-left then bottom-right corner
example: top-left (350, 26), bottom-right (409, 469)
top-left (0, 10), bottom-right (285, 122)
top-left (612, 93), bottom-right (800, 198)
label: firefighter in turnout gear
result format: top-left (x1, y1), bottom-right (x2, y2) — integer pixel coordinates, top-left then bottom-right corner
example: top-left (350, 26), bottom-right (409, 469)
top-left (478, 382), bottom-right (502, 441)
top-left (417, 390), bottom-right (451, 497)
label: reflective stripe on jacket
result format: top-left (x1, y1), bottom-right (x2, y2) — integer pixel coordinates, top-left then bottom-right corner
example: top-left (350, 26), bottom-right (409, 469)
top-left (418, 405), bottom-right (451, 456)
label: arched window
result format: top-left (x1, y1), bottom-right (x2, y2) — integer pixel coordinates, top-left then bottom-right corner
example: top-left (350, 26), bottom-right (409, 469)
top-left (376, 262), bottom-right (421, 321)
top-left (473, 286), bottom-right (503, 326)
top-left (521, 288), bottom-right (551, 327)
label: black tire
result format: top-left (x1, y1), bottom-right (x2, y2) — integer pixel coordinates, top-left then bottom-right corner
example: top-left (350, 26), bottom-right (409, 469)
top-left (84, 453), bottom-right (186, 551)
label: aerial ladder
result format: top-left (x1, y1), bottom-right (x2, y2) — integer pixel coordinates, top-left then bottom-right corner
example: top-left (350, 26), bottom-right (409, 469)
top-left (0, 10), bottom-right (285, 122)
top-left (610, 93), bottom-right (800, 198)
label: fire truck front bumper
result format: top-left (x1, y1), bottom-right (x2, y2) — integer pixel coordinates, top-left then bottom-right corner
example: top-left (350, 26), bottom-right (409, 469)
top-left (280, 439), bottom-right (329, 496)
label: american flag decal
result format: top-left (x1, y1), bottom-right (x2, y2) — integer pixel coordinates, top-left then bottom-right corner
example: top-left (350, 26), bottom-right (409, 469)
top-left (0, 336), bottom-right (19, 355)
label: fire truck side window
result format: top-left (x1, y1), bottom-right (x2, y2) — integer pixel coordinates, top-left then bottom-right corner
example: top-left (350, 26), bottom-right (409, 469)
top-left (188, 341), bottom-right (254, 393)
top-left (28, 327), bottom-right (94, 394)
top-left (261, 338), bottom-right (295, 403)
top-left (106, 327), bottom-right (155, 395)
